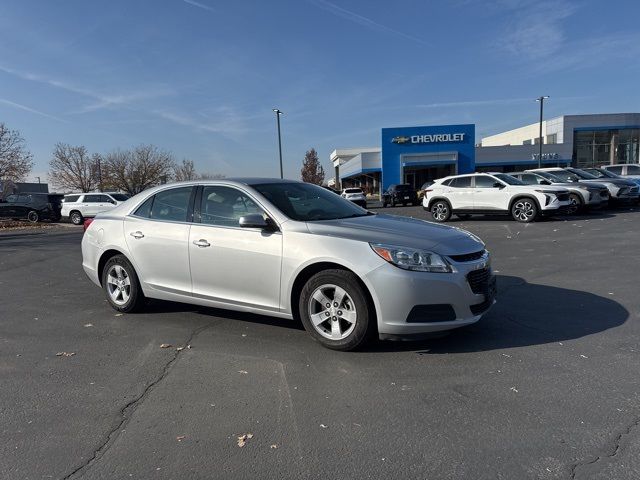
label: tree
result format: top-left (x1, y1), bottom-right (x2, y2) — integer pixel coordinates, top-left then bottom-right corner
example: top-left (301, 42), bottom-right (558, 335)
top-left (0, 123), bottom-right (33, 181)
top-left (300, 148), bottom-right (325, 185)
top-left (103, 144), bottom-right (175, 195)
top-left (173, 159), bottom-right (198, 181)
top-left (48, 143), bottom-right (98, 192)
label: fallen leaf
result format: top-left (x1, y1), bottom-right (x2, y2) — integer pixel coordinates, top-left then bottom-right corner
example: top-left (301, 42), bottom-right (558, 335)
top-left (270, 444), bottom-right (278, 449)
top-left (238, 370), bottom-right (248, 374)
top-left (160, 343), bottom-right (172, 349)
top-left (510, 387), bottom-right (518, 393)
top-left (176, 347), bottom-right (184, 351)
top-left (237, 433), bottom-right (254, 447)
top-left (56, 352), bottom-right (76, 357)
top-left (83, 323), bottom-right (93, 328)
top-left (580, 354), bottom-right (588, 359)
top-left (176, 435), bottom-right (186, 442)
top-left (186, 345), bottom-right (192, 349)
top-left (114, 313), bottom-right (123, 317)
top-left (320, 424), bottom-right (328, 429)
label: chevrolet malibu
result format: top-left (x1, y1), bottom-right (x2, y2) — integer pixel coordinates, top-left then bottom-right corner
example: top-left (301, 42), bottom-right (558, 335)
top-left (82, 179), bottom-right (495, 351)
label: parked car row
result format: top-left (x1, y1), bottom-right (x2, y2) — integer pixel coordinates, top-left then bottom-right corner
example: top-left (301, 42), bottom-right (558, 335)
top-left (421, 167), bottom-right (639, 223)
top-left (0, 193), bottom-right (63, 222)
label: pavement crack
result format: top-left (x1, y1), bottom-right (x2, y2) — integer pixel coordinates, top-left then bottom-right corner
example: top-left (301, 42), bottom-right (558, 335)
top-left (60, 323), bottom-right (211, 480)
top-left (569, 415), bottom-right (640, 479)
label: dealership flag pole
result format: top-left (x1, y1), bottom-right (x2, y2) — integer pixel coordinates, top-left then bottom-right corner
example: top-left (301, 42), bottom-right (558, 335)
top-left (273, 108), bottom-right (284, 179)
top-left (536, 96), bottom-right (549, 168)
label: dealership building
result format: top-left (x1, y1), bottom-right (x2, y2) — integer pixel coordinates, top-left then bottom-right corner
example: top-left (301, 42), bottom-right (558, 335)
top-left (330, 113), bottom-right (640, 193)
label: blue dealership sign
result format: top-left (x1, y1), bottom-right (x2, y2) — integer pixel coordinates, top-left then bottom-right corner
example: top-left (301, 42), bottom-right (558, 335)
top-left (381, 124), bottom-right (476, 190)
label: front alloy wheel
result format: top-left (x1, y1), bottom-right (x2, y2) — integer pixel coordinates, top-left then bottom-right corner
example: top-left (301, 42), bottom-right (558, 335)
top-left (27, 210), bottom-right (39, 223)
top-left (567, 193), bottom-right (582, 215)
top-left (511, 199), bottom-right (538, 223)
top-left (299, 269), bottom-right (371, 351)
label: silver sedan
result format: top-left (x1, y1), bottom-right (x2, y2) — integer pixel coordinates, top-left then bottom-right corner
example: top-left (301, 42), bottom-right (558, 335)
top-left (81, 179), bottom-right (495, 351)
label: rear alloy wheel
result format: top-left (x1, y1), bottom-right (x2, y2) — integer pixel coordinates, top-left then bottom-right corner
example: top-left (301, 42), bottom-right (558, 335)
top-left (27, 210), bottom-right (39, 223)
top-left (567, 193), bottom-right (582, 215)
top-left (511, 198), bottom-right (538, 223)
top-left (102, 255), bottom-right (146, 313)
top-left (70, 211), bottom-right (83, 225)
top-left (430, 201), bottom-right (451, 222)
top-left (299, 269), bottom-right (372, 351)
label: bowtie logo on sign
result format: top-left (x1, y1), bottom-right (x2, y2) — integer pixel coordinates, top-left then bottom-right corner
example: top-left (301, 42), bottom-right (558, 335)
top-left (392, 133), bottom-right (465, 144)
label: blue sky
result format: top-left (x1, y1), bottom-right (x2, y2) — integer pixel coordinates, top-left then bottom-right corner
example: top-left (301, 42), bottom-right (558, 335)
top-left (1, 0), bottom-right (639, 183)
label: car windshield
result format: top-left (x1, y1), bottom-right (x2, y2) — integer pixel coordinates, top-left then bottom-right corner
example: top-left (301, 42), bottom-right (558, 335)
top-left (493, 173), bottom-right (525, 185)
top-left (568, 168), bottom-right (598, 179)
top-left (344, 189), bottom-right (362, 194)
top-left (584, 169), bottom-right (609, 178)
top-left (535, 171), bottom-right (564, 183)
top-left (110, 193), bottom-right (130, 201)
top-left (546, 170), bottom-right (579, 182)
top-left (251, 182), bottom-right (370, 221)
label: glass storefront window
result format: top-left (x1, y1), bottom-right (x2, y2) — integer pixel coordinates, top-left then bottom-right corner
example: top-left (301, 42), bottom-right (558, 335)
top-left (573, 128), bottom-right (640, 167)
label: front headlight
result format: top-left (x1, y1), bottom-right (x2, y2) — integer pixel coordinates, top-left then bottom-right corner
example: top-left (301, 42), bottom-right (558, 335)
top-left (370, 243), bottom-right (452, 273)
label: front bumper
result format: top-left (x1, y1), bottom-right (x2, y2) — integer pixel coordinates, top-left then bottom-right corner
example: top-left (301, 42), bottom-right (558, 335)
top-left (364, 257), bottom-right (495, 338)
top-left (540, 198), bottom-right (571, 215)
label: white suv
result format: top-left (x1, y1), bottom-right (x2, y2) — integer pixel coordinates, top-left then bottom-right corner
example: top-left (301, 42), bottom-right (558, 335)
top-left (423, 173), bottom-right (571, 223)
top-left (341, 188), bottom-right (367, 208)
top-left (61, 192), bottom-right (130, 225)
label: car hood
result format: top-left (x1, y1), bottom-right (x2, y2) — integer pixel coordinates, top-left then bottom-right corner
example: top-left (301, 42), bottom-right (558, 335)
top-left (580, 178), bottom-right (637, 187)
top-left (508, 185), bottom-right (568, 194)
top-left (553, 181), bottom-right (609, 190)
top-left (305, 214), bottom-right (484, 255)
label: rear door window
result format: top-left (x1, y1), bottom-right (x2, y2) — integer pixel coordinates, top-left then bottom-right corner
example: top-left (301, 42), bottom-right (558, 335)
top-left (607, 166), bottom-right (623, 174)
top-left (451, 177), bottom-right (472, 188)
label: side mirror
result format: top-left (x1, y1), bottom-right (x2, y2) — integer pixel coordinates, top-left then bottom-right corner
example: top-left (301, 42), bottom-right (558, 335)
top-left (493, 182), bottom-right (505, 189)
top-left (541, 180), bottom-right (551, 185)
top-left (239, 213), bottom-right (272, 230)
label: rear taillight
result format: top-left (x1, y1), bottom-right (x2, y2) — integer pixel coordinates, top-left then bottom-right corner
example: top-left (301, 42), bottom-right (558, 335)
top-left (83, 218), bottom-right (94, 232)
top-left (424, 189), bottom-right (433, 197)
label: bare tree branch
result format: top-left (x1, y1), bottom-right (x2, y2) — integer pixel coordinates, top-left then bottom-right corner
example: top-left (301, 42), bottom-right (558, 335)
top-left (103, 145), bottom-right (175, 195)
top-left (0, 123), bottom-right (33, 181)
top-left (48, 143), bottom-right (98, 192)
top-left (173, 159), bottom-right (198, 181)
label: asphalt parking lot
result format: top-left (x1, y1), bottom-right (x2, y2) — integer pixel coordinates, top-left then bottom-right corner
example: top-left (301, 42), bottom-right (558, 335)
top-left (2, 206), bottom-right (640, 480)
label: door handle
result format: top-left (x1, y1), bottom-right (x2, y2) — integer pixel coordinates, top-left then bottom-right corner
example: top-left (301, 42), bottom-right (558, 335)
top-left (130, 231), bottom-right (144, 239)
top-left (193, 239), bottom-right (211, 248)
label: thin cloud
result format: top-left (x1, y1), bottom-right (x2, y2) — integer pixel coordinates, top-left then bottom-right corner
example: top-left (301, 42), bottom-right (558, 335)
top-left (182, 0), bottom-right (215, 13)
top-left (308, 0), bottom-right (429, 46)
top-left (416, 98), bottom-right (532, 109)
top-left (0, 64), bottom-right (172, 114)
top-left (0, 98), bottom-right (66, 122)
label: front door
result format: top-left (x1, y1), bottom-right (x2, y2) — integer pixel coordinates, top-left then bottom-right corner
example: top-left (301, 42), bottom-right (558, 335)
top-left (472, 175), bottom-right (510, 211)
top-left (188, 185), bottom-right (282, 311)
top-left (123, 186), bottom-right (195, 295)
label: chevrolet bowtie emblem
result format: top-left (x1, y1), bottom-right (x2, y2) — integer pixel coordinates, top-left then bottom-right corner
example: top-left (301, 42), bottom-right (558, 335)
top-left (391, 136), bottom-right (411, 144)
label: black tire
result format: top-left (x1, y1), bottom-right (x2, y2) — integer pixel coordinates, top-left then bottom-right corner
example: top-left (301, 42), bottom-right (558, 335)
top-left (70, 211), bottom-right (83, 225)
top-left (101, 255), bottom-right (146, 313)
top-left (430, 200), bottom-right (451, 222)
top-left (299, 269), bottom-right (373, 351)
top-left (568, 193), bottom-right (583, 215)
top-left (511, 197), bottom-right (538, 223)
top-left (27, 210), bottom-right (39, 223)
top-left (456, 214), bottom-right (472, 220)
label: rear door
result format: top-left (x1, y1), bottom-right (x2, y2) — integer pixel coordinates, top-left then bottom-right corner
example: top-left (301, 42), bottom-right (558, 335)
top-left (124, 186), bottom-right (195, 295)
top-left (447, 176), bottom-right (474, 209)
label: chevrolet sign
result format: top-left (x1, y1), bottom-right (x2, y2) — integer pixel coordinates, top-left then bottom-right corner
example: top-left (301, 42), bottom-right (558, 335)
top-left (392, 133), bottom-right (465, 144)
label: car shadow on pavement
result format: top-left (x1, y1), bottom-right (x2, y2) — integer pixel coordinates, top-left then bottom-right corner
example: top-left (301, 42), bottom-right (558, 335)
top-left (367, 274), bottom-right (628, 354)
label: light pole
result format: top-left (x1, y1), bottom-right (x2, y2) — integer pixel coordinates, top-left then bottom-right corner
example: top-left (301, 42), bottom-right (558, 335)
top-left (273, 108), bottom-right (284, 179)
top-left (536, 96), bottom-right (549, 168)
